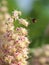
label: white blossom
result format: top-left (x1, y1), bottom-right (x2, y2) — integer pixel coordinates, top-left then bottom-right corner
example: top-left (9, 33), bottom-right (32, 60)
top-left (12, 10), bottom-right (21, 20)
top-left (1, 0), bottom-right (7, 5)
top-left (0, 14), bottom-right (4, 20)
top-left (0, 0), bottom-right (30, 65)
top-left (19, 18), bottom-right (29, 27)
top-left (1, 6), bottom-right (8, 12)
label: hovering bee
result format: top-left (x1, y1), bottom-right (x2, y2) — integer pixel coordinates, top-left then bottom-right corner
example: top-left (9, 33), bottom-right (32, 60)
top-left (27, 17), bottom-right (37, 23)
top-left (32, 18), bottom-right (37, 23)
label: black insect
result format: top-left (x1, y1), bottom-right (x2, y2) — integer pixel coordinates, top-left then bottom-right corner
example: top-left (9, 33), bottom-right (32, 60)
top-left (32, 18), bottom-right (37, 23)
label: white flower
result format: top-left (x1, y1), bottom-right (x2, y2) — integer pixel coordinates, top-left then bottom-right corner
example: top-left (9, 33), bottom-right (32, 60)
top-left (24, 37), bottom-right (30, 44)
top-left (21, 27), bottom-right (28, 36)
top-left (0, 0), bottom-right (30, 64)
top-left (16, 27), bottom-right (28, 36)
top-left (8, 40), bottom-right (14, 45)
top-left (12, 10), bottom-right (19, 20)
top-left (19, 42), bottom-right (26, 48)
top-left (18, 11), bottom-right (22, 16)
top-left (7, 25), bottom-right (14, 31)
top-left (4, 13), bottom-right (11, 20)
top-left (19, 18), bottom-right (29, 27)
top-left (44, 50), bottom-right (49, 56)
top-left (0, 14), bottom-right (4, 20)
top-left (7, 17), bottom-right (14, 23)
top-left (0, 20), bottom-right (7, 33)
top-left (1, 0), bottom-right (7, 5)
top-left (21, 59), bottom-right (27, 65)
top-left (5, 55), bottom-right (14, 64)
top-left (0, 24), bottom-right (7, 33)
top-left (14, 52), bottom-right (23, 61)
top-left (1, 6), bottom-right (8, 12)
top-left (22, 48), bottom-right (28, 58)
top-left (12, 10), bottom-right (21, 20)
top-left (43, 44), bottom-right (49, 50)
top-left (39, 57), bottom-right (46, 64)
top-left (42, 45), bottom-right (49, 56)
top-left (12, 34), bottom-right (16, 39)
top-left (8, 46), bottom-right (16, 53)
top-left (0, 34), bottom-right (8, 47)
top-left (33, 48), bottom-right (43, 56)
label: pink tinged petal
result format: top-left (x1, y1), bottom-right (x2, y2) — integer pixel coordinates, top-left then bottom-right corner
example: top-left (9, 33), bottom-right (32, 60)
top-left (14, 52), bottom-right (19, 56)
top-left (16, 28), bottom-right (20, 31)
top-left (18, 62), bottom-right (21, 65)
top-left (15, 40), bottom-right (19, 44)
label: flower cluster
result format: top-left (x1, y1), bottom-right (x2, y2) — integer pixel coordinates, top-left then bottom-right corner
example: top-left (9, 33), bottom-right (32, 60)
top-left (0, 0), bottom-right (30, 65)
top-left (0, 0), bottom-right (8, 33)
top-left (32, 45), bottom-right (49, 65)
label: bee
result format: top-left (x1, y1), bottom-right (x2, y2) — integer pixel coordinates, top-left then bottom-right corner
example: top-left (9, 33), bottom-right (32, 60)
top-left (32, 18), bottom-right (37, 23)
top-left (27, 17), bottom-right (37, 23)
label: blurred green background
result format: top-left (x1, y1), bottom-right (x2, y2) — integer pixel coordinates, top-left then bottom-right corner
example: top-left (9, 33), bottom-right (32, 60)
top-left (8, 0), bottom-right (49, 48)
